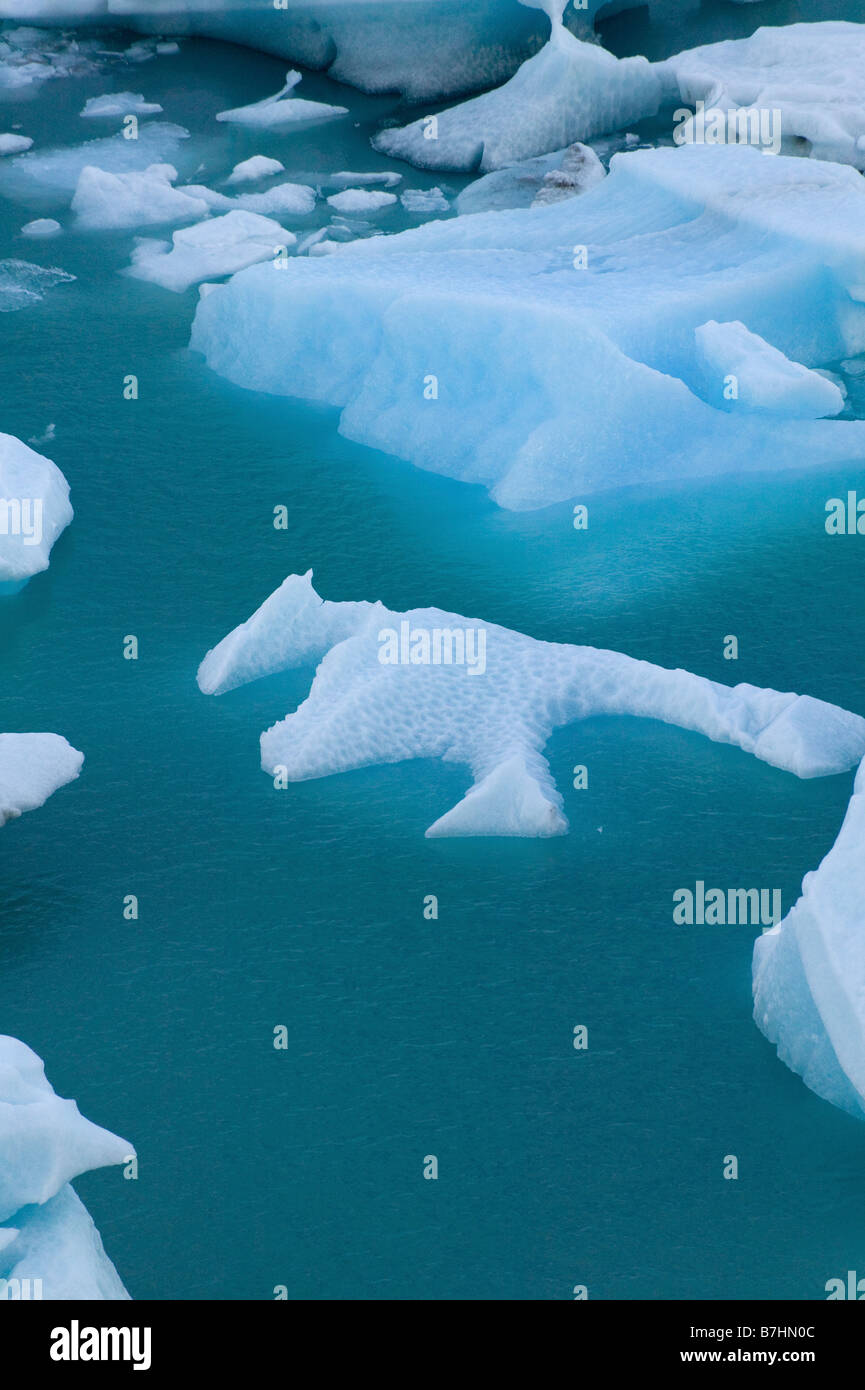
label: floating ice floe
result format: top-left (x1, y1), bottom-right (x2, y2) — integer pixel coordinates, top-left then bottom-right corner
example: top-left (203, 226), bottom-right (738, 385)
top-left (400, 188), bottom-right (450, 215)
top-left (0, 134), bottom-right (32, 156)
top-left (216, 70), bottom-right (347, 130)
top-left (0, 733), bottom-right (82, 824)
top-left (0, 431), bottom-right (73, 585)
top-left (694, 321), bottom-right (846, 419)
top-left (455, 143), bottom-right (604, 214)
top-left (657, 21), bottom-right (865, 171)
top-left (191, 144), bottom-right (865, 511)
top-left (326, 188), bottom-right (396, 214)
top-left (125, 210), bottom-right (293, 293)
top-left (0, 24), bottom-right (104, 91)
top-left (225, 155), bottom-right (285, 185)
top-left (72, 162), bottom-right (208, 230)
top-left (80, 91), bottom-right (162, 118)
top-left (0, 122), bottom-right (190, 204)
top-left (0, 1035), bottom-right (131, 1298)
top-left (197, 570), bottom-right (865, 838)
top-left (20, 217), bottom-right (61, 237)
top-left (328, 171), bottom-right (402, 189)
top-left (373, 5), bottom-right (661, 172)
top-left (0, 259), bottom-right (74, 314)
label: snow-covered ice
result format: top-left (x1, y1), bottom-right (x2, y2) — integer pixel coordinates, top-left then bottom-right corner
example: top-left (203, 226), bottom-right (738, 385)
top-left (226, 154), bottom-right (284, 185)
top-left (0, 1036), bottom-right (131, 1298)
top-left (216, 71), bottom-right (347, 130)
top-left (198, 571), bottom-right (865, 839)
top-left (80, 91), bottom-right (162, 118)
top-left (695, 320), bottom-right (846, 419)
top-left (326, 188), bottom-right (396, 214)
top-left (126, 209), bottom-right (293, 293)
top-left (0, 733), bottom-right (82, 824)
top-left (72, 162), bottom-right (208, 230)
top-left (191, 144), bottom-right (865, 511)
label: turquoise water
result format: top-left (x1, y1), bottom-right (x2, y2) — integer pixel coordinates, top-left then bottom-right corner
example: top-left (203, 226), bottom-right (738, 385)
top-left (2, 22), bottom-right (865, 1301)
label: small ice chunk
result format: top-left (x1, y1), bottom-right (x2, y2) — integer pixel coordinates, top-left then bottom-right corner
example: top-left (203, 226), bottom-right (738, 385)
top-left (156, 41), bottom-right (180, 56)
top-left (0, 122), bottom-right (190, 203)
top-left (125, 210), bottom-right (295, 293)
top-left (0, 134), bottom-right (32, 156)
top-left (400, 187), bottom-right (450, 214)
top-left (329, 171), bottom-right (403, 188)
top-left (21, 218), bottom-right (61, 238)
top-left (226, 155), bottom-right (285, 185)
top-left (72, 162), bottom-right (209, 230)
top-left (0, 430), bottom-right (73, 584)
top-left (0, 259), bottom-right (74, 313)
top-left (326, 188), bottom-right (397, 213)
top-left (217, 71), bottom-right (347, 129)
top-left (0, 734), bottom-right (82, 824)
top-left (235, 182), bottom-right (316, 216)
top-left (81, 92), bottom-right (162, 119)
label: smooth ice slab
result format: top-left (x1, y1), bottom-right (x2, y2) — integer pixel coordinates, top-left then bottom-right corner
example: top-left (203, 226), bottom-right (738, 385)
top-left (197, 571), bottom-right (865, 839)
top-left (80, 91), bottom-right (162, 118)
top-left (695, 320), bottom-right (846, 418)
top-left (0, 1036), bottom-right (132, 1299)
top-left (0, 733), bottom-right (82, 824)
top-left (125, 209), bottom-right (293, 293)
top-left (191, 144), bottom-right (865, 511)
top-left (216, 71), bottom-right (347, 130)
top-left (0, 431), bottom-right (73, 582)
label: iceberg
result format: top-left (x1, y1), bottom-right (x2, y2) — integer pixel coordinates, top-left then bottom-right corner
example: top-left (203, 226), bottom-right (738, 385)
top-left (216, 71), bottom-right (347, 130)
top-left (325, 188), bottom-right (396, 214)
top-left (197, 571), bottom-right (865, 840)
top-left (125, 209), bottom-right (293, 293)
top-left (0, 431), bottom-right (72, 583)
top-left (694, 320), bottom-right (846, 419)
top-left (754, 754), bottom-right (865, 1120)
top-left (0, 733), bottom-right (82, 824)
top-left (225, 155), bottom-right (285, 185)
top-left (0, 1036), bottom-right (131, 1299)
top-left (72, 162), bottom-right (209, 230)
top-left (373, 8), bottom-right (661, 173)
top-left (658, 21), bottom-right (865, 171)
top-left (191, 144), bottom-right (865, 511)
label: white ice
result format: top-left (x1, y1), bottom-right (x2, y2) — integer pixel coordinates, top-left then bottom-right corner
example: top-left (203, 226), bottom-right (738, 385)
top-left (80, 91), bottom-right (162, 118)
top-left (126, 209), bottom-right (293, 292)
top-left (0, 122), bottom-right (190, 205)
top-left (326, 188), bottom-right (396, 214)
top-left (0, 431), bottom-right (72, 583)
top-left (0, 1036), bottom-right (131, 1298)
top-left (226, 154), bottom-right (285, 185)
top-left (197, 571), bottom-right (865, 839)
top-left (400, 188), bottom-right (450, 215)
top-left (72, 162), bottom-right (209, 229)
top-left (0, 135), bottom-right (32, 156)
top-left (216, 71), bottom-right (347, 130)
top-left (191, 144), bottom-right (865, 511)
top-left (695, 320), bottom-right (846, 419)
top-left (0, 733), bottom-right (82, 824)
top-left (20, 217), bottom-right (61, 237)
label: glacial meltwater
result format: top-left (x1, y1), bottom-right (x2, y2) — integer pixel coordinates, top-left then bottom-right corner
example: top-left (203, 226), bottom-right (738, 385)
top-left (2, 13), bottom-right (865, 1299)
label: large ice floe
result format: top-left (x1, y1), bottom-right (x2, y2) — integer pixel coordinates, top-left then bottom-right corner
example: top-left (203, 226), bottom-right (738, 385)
top-left (126, 209), bottom-right (294, 292)
top-left (0, 431), bottom-right (72, 585)
top-left (191, 143), bottom-right (865, 511)
top-left (0, 1036), bottom-right (131, 1298)
top-left (197, 570), bottom-right (865, 838)
top-left (0, 733), bottom-right (82, 825)
top-left (0, 0), bottom-right (629, 101)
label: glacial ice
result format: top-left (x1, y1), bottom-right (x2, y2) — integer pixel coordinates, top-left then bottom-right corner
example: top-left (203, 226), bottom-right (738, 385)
top-left (373, 19), bottom-right (661, 172)
top-left (126, 209), bottom-right (293, 293)
top-left (694, 320), bottom-right (846, 419)
top-left (216, 71), bottom-right (347, 130)
top-left (400, 188), bottom-right (450, 215)
top-left (80, 91), bottom-right (163, 118)
top-left (0, 135), bottom-right (32, 156)
top-left (326, 189), bottom-right (396, 214)
top-left (658, 22), bottom-right (865, 171)
top-left (754, 754), bottom-right (865, 1120)
top-left (0, 431), bottom-right (72, 583)
top-left (191, 144), bottom-right (865, 511)
top-left (20, 218), bottom-right (61, 238)
top-left (72, 162), bottom-right (209, 230)
top-left (0, 122), bottom-right (190, 205)
top-left (0, 1036), bottom-right (131, 1298)
top-left (197, 571), bottom-right (865, 839)
top-left (226, 155), bottom-right (285, 185)
top-left (0, 733), bottom-right (82, 824)
top-left (455, 144), bottom-right (604, 215)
